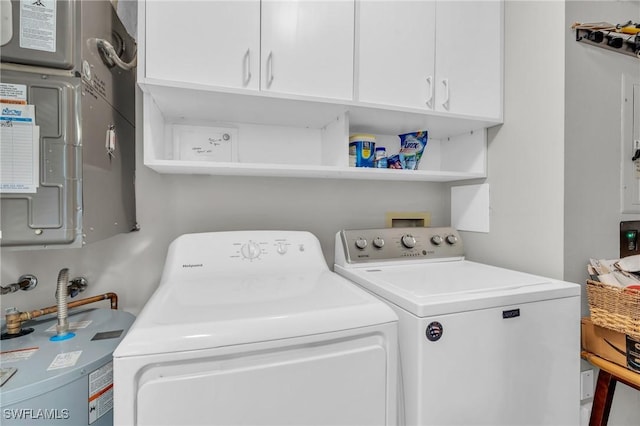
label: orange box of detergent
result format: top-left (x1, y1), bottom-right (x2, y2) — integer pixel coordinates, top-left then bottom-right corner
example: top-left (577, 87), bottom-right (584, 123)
top-left (349, 134), bottom-right (376, 168)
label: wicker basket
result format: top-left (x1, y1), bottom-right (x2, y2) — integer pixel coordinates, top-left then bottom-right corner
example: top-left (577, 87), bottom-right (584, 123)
top-left (586, 279), bottom-right (640, 339)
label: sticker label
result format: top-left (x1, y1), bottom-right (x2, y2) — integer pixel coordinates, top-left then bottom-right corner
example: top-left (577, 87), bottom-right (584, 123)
top-left (47, 350), bottom-right (82, 371)
top-left (20, 0), bottom-right (56, 53)
top-left (88, 362), bottom-right (113, 424)
top-left (46, 320), bottom-right (92, 332)
top-left (0, 346), bottom-right (38, 363)
top-left (0, 367), bottom-right (18, 387)
top-left (626, 335), bottom-right (640, 373)
top-left (91, 330), bottom-right (124, 341)
top-left (0, 83), bottom-right (27, 104)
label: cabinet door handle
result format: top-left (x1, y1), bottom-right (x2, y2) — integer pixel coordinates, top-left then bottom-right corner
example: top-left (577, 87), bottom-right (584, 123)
top-left (243, 48), bottom-right (252, 86)
top-left (442, 78), bottom-right (450, 110)
top-left (425, 76), bottom-right (433, 108)
top-left (266, 51), bottom-right (274, 88)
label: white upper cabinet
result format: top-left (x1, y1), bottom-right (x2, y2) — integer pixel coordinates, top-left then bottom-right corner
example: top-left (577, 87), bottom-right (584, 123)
top-left (356, 0), bottom-right (503, 120)
top-left (144, 1), bottom-right (260, 90)
top-left (260, 0), bottom-right (355, 100)
top-left (144, 0), bottom-right (354, 100)
top-left (356, 1), bottom-right (436, 110)
top-left (434, 1), bottom-right (503, 119)
top-left (138, 0), bottom-right (503, 180)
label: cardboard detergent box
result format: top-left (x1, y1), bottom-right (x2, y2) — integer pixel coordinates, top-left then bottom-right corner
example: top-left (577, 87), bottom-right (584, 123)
top-left (581, 317), bottom-right (640, 373)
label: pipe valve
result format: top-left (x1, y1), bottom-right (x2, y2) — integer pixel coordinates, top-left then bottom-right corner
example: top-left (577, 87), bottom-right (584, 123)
top-left (1, 274), bottom-right (38, 295)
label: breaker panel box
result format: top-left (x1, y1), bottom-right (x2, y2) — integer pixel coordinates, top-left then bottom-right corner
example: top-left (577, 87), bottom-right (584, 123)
top-left (0, 0), bottom-right (136, 248)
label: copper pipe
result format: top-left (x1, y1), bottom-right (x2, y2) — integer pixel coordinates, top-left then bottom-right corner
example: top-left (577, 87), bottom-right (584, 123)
top-left (4, 292), bottom-right (118, 336)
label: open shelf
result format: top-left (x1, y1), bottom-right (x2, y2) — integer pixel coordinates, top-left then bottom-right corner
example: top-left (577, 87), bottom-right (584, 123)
top-left (144, 160), bottom-right (486, 182)
top-left (140, 79), bottom-right (493, 182)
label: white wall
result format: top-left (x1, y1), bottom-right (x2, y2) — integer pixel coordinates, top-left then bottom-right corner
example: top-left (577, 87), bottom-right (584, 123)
top-left (565, 1), bottom-right (640, 424)
top-left (454, 0), bottom-right (567, 280)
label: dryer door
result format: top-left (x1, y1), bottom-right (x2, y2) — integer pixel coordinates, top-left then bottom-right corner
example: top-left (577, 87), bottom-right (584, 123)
top-left (129, 332), bottom-right (390, 426)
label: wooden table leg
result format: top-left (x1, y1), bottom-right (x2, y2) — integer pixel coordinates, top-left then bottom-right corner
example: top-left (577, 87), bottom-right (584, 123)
top-left (589, 370), bottom-right (617, 426)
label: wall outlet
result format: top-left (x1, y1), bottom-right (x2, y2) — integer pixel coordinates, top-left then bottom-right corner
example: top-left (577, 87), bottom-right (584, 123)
top-left (580, 369), bottom-right (594, 400)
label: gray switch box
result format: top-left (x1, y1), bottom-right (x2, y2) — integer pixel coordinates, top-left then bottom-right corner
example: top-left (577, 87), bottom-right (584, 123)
top-left (620, 221), bottom-right (640, 258)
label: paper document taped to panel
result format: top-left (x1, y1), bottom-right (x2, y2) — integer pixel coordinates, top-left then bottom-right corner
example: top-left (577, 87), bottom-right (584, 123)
top-left (1, 103), bottom-right (39, 193)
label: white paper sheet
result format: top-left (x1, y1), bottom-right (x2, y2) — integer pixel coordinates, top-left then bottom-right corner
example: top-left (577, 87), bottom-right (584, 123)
top-left (1, 103), bottom-right (39, 193)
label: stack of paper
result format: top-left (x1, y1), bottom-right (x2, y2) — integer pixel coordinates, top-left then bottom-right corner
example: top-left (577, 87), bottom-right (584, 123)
top-left (588, 257), bottom-right (640, 287)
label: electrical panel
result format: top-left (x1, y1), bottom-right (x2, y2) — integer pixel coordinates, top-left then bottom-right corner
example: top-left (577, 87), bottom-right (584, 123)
top-left (0, 0), bottom-right (136, 248)
top-left (621, 76), bottom-right (640, 213)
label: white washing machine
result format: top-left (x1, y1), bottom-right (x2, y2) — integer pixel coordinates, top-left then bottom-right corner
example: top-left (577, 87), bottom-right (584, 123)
top-left (335, 227), bottom-right (581, 426)
top-left (113, 230), bottom-right (398, 426)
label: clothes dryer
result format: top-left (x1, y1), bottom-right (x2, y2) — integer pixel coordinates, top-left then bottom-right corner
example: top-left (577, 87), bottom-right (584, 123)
top-left (335, 227), bottom-right (581, 426)
top-left (114, 231), bottom-right (398, 426)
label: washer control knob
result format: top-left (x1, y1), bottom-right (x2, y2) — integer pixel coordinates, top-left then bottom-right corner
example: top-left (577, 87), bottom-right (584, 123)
top-left (276, 243), bottom-right (288, 255)
top-left (372, 237), bottom-right (385, 249)
top-left (430, 235), bottom-right (443, 246)
top-left (446, 234), bottom-right (458, 245)
top-left (401, 234), bottom-right (416, 249)
top-left (355, 238), bottom-right (368, 250)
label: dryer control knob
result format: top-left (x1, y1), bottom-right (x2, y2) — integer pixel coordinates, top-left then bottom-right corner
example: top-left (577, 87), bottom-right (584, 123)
top-left (431, 235), bottom-right (443, 246)
top-left (241, 242), bottom-right (262, 259)
top-left (276, 243), bottom-right (288, 255)
top-left (372, 237), bottom-right (385, 249)
top-left (401, 234), bottom-right (416, 249)
top-left (446, 234), bottom-right (458, 245)
top-left (355, 238), bottom-right (368, 250)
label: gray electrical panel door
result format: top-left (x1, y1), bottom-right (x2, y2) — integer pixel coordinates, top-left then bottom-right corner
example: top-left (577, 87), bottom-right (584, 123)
top-left (0, 0), bottom-right (136, 248)
top-left (0, 0), bottom-right (78, 70)
top-left (1, 72), bottom-right (82, 246)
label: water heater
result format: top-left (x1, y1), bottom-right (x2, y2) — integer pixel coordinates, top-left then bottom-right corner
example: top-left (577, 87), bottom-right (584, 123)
top-left (0, 308), bottom-right (135, 425)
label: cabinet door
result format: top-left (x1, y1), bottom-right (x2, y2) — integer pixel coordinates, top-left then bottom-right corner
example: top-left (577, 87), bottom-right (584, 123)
top-left (356, 1), bottom-right (436, 110)
top-left (144, 1), bottom-right (260, 90)
top-left (434, 0), bottom-right (503, 119)
top-left (261, 0), bottom-right (354, 100)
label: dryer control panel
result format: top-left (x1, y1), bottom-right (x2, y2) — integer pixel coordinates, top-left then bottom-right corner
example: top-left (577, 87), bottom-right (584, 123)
top-left (338, 227), bottom-right (464, 264)
top-left (160, 230), bottom-right (328, 284)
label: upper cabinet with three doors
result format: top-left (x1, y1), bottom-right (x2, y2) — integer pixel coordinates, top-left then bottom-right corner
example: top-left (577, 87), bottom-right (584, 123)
top-left (139, 0), bottom-right (504, 181)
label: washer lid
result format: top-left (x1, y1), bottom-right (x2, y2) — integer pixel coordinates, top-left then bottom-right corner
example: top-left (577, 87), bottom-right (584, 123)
top-left (114, 270), bottom-right (396, 358)
top-left (336, 260), bottom-right (580, 317)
